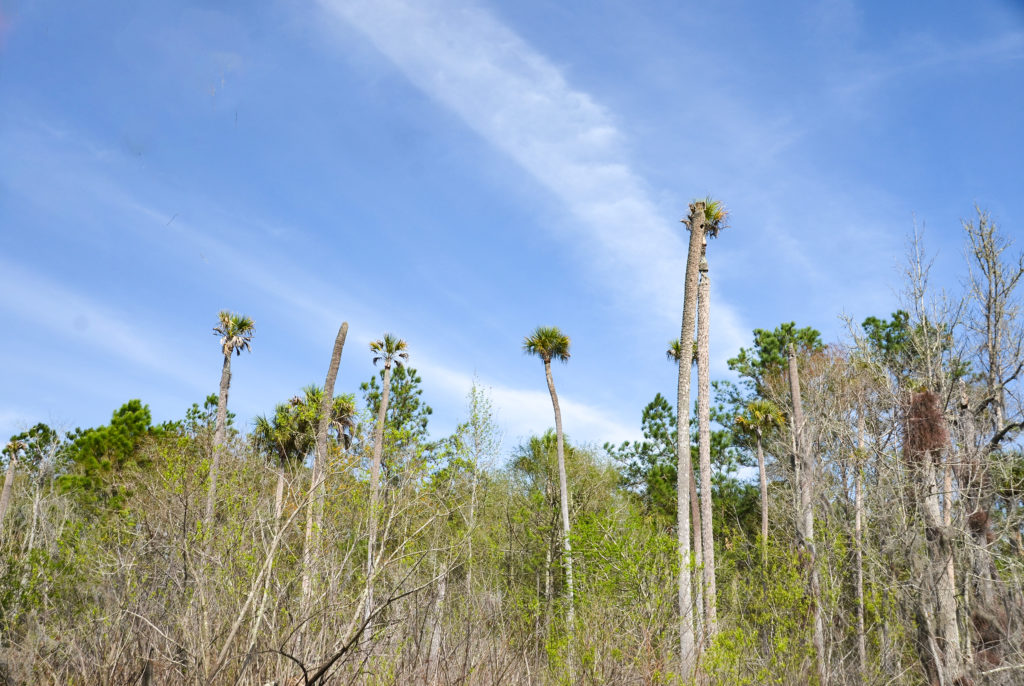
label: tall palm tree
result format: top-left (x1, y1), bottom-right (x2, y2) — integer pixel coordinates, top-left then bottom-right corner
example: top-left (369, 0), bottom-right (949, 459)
top-left (667, 338), bottom-right (704, 645)
top-left (734, 399), bottom-right (785, 563)
top-left (674, 200), bottom-right (706, 673)
top-left (0, 439), bottom-right (25, 530)
top-left (366, 333), bottom-right (409, 621)
top-left (523, 326), bottom-right (576, 634)
top-left (695, 197), bottom-right (728, 638)
top-left (206, 311), bottom-right (254, 529)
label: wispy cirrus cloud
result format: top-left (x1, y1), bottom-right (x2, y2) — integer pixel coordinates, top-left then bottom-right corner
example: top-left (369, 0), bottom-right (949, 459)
top-left (0, 259), bottom-right (209, 393)
top-left (317, 0), bottom-right (699, 324)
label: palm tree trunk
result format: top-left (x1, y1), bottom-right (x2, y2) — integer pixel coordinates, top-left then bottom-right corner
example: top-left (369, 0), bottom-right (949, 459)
top-left (366, 362), bottom-right (393, 623)
top-left (275, 460), bottom-right (286, 521)
top-left (696, 263), bottom-right (717, 636)
top-left (757, 434), bottom-right (768, 564)
top-left (787, 347), bottom-right (826, 685)
top-left (689, 459), bottom-right (704, 645)
top-left (855, 415), bottom-right (867, 684)
top-left (543, 358), bottom-right (576, 635)
top-left (206, 353), bottom-right (232, 529)
top-left (0, 452), bottom-right (17, 531)
top-left (301, 323), bottom-right (349, 625)
top-left (675, 201), bottom-right (705, 675)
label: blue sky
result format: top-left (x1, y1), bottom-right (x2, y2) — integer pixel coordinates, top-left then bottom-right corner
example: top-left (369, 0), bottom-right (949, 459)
top-left (1, 0), bottom-right (1022, 455)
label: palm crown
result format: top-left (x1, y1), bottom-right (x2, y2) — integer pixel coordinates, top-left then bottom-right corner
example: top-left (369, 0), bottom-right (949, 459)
top-left (734, 399), bottom-right (785, 440)
top-left (214, 311), bottom-right (255, 357)
top-left (683, 197), bottom-right (729, 239)
top-left (370, 333), bottom-right (409, 368)
top-left (701, 196), bottom-right (729, 239)
top-left (523, 326), bottom-right (571, 364)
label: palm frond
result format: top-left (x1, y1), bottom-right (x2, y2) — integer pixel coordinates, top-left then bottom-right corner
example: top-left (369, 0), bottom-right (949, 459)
top-left (523, 326), bottom-right (571, 363)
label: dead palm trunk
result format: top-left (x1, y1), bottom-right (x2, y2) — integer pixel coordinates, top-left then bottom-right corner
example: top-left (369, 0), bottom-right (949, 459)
top-left (675, 201), bottom-right (705, 675)
top-left (696, 258), bottom-right (717, 636)
top-left (543, 358), bottom-right (576, 633)
top-left (206, 353), bottom-right (232, 529)
top-left (787, 347), bottom-right (826, 685)
top-left (301, 323), bottom-right (348, 633)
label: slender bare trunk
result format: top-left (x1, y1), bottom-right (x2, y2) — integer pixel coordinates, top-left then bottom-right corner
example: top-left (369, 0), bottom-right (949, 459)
top-left (301, 323), bottom-right (349, 624)
top-left (543, 358), bottom-right (575, 636)
top-left (274, 461), bottom-right (285, 521)
top-left (787, 347), bottom-right (826, 684)
top-left (427, 562), bottom-right (448, 684)
top-left (366, 362), bottom-right (393, 622)
top-left (206, 353), bottom-right (231, 529)
top-left (675, 201), bottom-right (705, 675)
top-left (696, 261), bottom-right (717, 637)
top-left (855, 415), bottom-right (867, 683)
top-left (689, 459), bottom-right (704, 646)
top-left (757, 435), bottom-right (768, 564)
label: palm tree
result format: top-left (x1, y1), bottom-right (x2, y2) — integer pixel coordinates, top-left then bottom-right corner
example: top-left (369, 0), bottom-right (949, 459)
top-left (734, 399), bottom-right (785, 563)
top-left (252, 412), bottom-right (294, 521)
top-left (695, 197), bottom-right (727, 639)
top-left (366, 333), bottom-right (409, 620)
top-left (667, 338), bottom-right (704, 645)
top-left (523, 326), bottom-right (577, 637)
top-left (0, 439), bottom-right (25, 530)
top-left (674, 200), bottom-right (706, 673)
top-left (206, 311), bottom-right (254, 529)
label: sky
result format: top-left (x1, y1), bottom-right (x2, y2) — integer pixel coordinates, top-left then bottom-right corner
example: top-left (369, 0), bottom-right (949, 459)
top-left (1, 0), bottom-right (1022, 458)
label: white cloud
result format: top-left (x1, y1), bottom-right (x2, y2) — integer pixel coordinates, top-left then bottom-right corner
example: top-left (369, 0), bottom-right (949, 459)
top-left (416, 358), bottom-right (642, 447)
top-left (317, 0), bottom-right (703, 323)
top-left (0, 259), bottom-right (208, 392)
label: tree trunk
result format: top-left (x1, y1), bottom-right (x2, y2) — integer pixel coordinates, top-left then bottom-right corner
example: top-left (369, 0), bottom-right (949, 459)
top-left (206, 353), bottom-right (232, 529)
top-left (427, 562), bottom-right (448, 685)
top-left (366, 361), bottom-right (393, 623)
top-left (757, 434), bottom-right (768, 565)
top-left (921, 449), bottom-right (963, 683)
top-left (787, 347), bottom-right (826, 685)
top-left (675, 201), bottom-right (705, 675)
top-left (300, 323), bottom-right (348, 639)
top-left (855, 415), bottom-right (867, 684)
top-left (543, 358), bottom-right (576, 635)
top-left (689, 459), bottom-right (704, 646)
top-left (274, 460), bottom-right (286, 521)
top-left (0, 451), bottom-right (17, 531)
top-left (696, 262), bottom-right (717, 637)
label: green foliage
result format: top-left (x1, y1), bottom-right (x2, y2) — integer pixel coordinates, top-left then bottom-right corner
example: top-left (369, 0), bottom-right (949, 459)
top-left (213, 310), bottom-right (255, 357)
top-left (361, 366), bottom-right (433, 453)
top-left (727, 322), bottom-right (823, 394)
top-left (605, 393), bottom-right (678, 520)
top-left (57, 400), bottom-right (163, 505)
top-left (523, 326), bottom-right (571, 364)
top-left (704, 541), bottom-right (817, 685)
top-left (606, 392), bottom-right (752, 533)
top-left (4, 423), bottom-right (62, 476)
top-left (253, 385), bottom-right (356, 467)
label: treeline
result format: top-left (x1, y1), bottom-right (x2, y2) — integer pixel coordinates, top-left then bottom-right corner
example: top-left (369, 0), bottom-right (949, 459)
top-left (0, 206), bottom-right (1022, 685)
